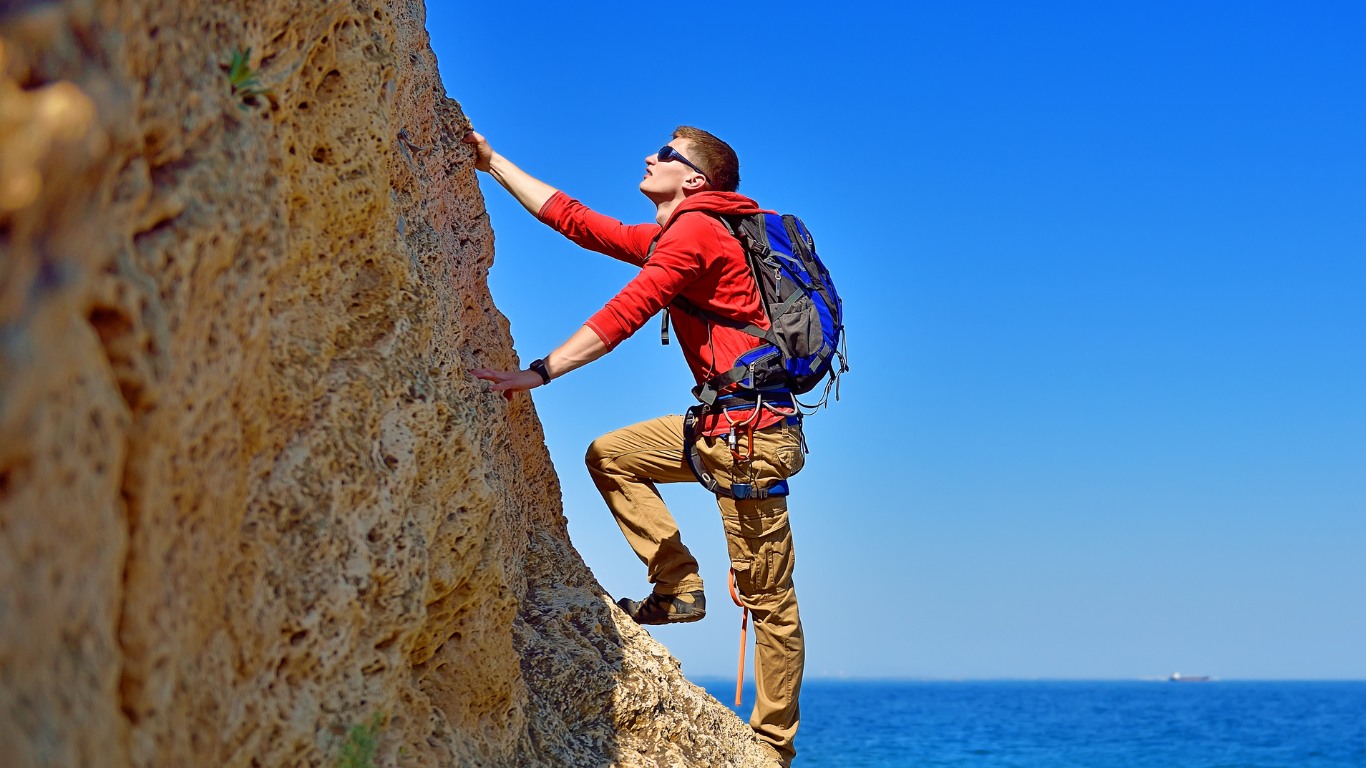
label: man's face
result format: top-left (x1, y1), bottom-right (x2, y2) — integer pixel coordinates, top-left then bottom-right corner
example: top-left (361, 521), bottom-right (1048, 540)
top-left (639, 138), bottom-right (706, 200)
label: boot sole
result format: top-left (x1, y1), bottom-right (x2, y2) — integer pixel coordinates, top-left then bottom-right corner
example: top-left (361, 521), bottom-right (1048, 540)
top-left (636, 610), bottom-right (706, 626)
top-left (616, 597), bottom-right (707, 625)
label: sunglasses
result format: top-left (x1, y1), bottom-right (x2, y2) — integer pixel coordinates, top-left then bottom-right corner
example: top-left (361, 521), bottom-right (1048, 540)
top-left (656, 145), bottom-right (710, 182)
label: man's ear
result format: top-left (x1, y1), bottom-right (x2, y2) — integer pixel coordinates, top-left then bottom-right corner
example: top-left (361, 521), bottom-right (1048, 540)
top-left (682, 173), bottom-right (709, 194)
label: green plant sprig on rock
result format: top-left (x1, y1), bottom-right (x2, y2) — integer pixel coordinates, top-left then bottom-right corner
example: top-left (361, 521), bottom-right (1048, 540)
top-left (225, 47), bottom-right (272, 109)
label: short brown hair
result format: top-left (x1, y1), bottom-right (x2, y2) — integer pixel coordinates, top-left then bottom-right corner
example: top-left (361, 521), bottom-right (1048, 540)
top-left (673, 126), bottom-right (740, 192)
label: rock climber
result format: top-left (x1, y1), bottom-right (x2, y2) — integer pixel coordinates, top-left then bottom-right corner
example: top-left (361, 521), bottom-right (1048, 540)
top-left (465, 126), bottom-right (807, 766)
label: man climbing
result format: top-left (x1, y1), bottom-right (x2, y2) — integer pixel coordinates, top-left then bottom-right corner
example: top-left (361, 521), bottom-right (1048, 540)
top-left (465, 127), bottom-right (806, 766)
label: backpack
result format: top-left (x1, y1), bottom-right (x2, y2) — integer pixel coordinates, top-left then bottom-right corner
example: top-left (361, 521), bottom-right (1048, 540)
top-left (662, 212), bottom-right (848, 410)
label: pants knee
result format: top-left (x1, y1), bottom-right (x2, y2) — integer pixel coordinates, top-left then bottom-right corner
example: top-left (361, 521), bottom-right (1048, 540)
top-left (584, 436), bottom-right (611, 473)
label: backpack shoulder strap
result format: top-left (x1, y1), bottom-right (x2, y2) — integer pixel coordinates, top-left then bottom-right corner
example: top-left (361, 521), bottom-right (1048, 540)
top-left (671, 295), bottom-right (779, 346)
top-left (650, 210), bottom-right (778, 347)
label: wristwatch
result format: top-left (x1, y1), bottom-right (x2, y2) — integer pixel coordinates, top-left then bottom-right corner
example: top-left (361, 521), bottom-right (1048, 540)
top-left (529, 358), bottom-right (552, 385)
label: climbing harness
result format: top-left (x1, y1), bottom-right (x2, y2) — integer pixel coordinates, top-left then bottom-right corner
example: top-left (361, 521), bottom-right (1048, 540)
top-left (681, 392), bottom-right (802, 500)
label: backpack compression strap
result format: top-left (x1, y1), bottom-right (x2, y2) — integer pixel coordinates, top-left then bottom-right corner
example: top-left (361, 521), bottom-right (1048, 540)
top-left (692, 366), bottom-right (756, 408)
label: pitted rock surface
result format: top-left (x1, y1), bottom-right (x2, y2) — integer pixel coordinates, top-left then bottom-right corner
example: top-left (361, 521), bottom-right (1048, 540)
top-left (0, 2), bottom-right (773, 766)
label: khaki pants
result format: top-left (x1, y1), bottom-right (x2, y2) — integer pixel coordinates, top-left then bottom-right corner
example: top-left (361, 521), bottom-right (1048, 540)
top-left (585, 414), bottom-right (806, 761)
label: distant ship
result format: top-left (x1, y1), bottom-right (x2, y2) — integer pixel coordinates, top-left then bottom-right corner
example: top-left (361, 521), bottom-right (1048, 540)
top-left (1169, 672), bottom-right (1211, 682)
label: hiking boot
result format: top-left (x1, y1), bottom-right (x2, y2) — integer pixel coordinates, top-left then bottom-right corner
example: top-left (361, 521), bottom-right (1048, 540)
top-left (616, 590), bottom-right (706, 625)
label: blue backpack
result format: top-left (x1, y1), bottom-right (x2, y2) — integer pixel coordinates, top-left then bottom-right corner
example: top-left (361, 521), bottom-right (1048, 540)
top-left (664, 212), bottom-right (847, 410)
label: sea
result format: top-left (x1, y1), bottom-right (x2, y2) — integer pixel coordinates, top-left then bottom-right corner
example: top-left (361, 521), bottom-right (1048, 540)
top-left (697, 679), bottom-right (1366, 767)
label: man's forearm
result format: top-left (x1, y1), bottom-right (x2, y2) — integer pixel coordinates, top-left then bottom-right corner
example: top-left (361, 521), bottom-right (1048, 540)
top-left (542, 325), bottom-right (608, 380)
top-left (470, 325), bottom-right (606, 396)
top-left (488, 153), bottom-right (559, 217)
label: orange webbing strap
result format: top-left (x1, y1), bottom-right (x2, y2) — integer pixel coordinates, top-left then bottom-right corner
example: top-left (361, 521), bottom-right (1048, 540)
top-left (729, 569), bottom-right (749, 707)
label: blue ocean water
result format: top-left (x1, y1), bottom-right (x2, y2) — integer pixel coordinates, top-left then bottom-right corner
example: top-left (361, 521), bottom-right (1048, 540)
top-left (698, 679), bottom-right (1366, 767)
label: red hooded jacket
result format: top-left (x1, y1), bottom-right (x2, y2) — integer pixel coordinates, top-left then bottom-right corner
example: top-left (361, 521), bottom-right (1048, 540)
top-left (538, 190), bottom-right (786, 433)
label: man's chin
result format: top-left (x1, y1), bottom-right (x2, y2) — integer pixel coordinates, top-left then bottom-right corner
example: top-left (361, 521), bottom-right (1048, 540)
top-left (639, 183), bottom-right (666, 203)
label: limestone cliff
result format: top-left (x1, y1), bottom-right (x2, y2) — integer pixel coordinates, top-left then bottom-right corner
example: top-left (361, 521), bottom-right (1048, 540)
top-left (0, 2), bottom-right (771, 765)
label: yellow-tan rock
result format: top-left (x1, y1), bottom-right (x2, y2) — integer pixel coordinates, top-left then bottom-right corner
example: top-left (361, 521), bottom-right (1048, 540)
top-left (0, 2), bottom-right (773, 765)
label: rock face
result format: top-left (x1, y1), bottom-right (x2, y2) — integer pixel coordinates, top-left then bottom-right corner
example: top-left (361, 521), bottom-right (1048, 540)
top-left (0, 2), bottom-right (771, 766)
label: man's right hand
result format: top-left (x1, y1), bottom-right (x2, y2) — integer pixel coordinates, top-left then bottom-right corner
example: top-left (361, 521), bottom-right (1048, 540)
top-left (459, 127), bottom-right (559, 216)
top-left (462, 130), bottom-right (494, 172)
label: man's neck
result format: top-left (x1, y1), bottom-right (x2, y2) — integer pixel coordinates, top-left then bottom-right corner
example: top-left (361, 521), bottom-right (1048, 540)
top-left (654, 197), bottom-right (683, 226)
top-left (654, 186), bottom-right (706, 226)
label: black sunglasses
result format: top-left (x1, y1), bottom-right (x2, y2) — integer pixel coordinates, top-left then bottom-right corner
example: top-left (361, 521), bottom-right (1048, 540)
top-left (656, 146), bottom-right (710, 182)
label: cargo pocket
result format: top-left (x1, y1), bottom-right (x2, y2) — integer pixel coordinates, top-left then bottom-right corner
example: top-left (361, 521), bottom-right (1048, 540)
top-left (773, 444), bottom-right (804, 479)
top-left (723, 501), bottom-right (793, 596)
top-left (759, 421), bottom-right (805, 481)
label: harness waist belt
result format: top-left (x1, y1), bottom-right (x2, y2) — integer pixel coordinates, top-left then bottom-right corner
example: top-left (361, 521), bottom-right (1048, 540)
top-left (709, 391), bottom-right (796, 412)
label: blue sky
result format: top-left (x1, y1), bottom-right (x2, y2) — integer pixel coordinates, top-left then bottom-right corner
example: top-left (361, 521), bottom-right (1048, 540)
top-left (425, 2), bottom-right (1365, 679)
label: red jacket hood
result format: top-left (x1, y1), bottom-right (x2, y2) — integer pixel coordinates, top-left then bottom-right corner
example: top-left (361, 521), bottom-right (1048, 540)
top-left (662, 191), bottom-right (771, 230)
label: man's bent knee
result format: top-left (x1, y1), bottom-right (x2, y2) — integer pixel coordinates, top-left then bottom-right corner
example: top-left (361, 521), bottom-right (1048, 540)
top-left (585, 435), bottom-right (610, 473)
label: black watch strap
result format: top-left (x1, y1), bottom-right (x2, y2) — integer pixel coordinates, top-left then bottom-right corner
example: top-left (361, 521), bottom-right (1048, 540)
top-left (529, 358), bottom-right (552, 385)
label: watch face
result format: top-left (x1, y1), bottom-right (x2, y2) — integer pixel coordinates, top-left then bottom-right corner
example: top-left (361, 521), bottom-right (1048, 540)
top-left (532, 359), bottom-right (550, 383)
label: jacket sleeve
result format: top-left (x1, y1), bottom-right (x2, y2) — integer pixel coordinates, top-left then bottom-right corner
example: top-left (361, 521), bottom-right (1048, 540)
top-left (583, 215), bottom-right (717, 348)
top-left (537, 191), bottom-right (659, 266)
